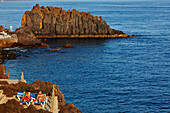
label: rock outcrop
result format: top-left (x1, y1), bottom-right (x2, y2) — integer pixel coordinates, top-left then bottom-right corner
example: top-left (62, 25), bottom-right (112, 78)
top-left (62, 44), bottom-right (74, 48)
top-left (0, 65), bottom-right (8, 79)
top-left (0, 25), bottom-right (50, 48)
top-left (0, 80), bottom-right (81, 112)
top-left (60, 103), bottom-right (82, 113)
top-left (21, 4), bottom-right (134, 38)
top-left (15, 26), bottom-right (50, 48)
top-left (15, 26), bottom-right (41, 46)
top-left (0, 49), bottom-right (20, 63)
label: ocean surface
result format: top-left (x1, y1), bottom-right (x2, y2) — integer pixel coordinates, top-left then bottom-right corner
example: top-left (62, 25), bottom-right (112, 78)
top-left (0, 0), bottom-right (170, 112)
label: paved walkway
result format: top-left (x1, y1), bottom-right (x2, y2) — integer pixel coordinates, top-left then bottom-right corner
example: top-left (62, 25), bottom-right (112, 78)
top-left (0, 79), bottom-right (26, 84)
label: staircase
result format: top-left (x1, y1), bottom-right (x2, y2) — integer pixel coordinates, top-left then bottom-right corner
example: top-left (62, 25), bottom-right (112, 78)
top-left (0, 89), bottom-right (16, 104)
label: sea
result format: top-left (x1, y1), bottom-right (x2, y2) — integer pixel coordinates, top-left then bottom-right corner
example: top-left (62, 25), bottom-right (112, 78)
top-left (0, 0), bottom-right (170, 112)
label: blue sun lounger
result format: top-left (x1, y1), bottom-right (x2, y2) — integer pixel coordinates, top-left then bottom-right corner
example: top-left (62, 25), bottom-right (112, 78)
top-left (17, 92), bottom-right (47, 107)
top-left (17, 92), bottom-right (31, 106)
top-left (30, 92), bottom-right (47, 108)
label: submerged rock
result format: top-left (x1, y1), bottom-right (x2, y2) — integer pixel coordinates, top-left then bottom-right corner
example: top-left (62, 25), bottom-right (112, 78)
top-left (51, 47), bottom-right (61, 52)
top-left (0, 50), bottom-right (20, 63)
top-left (62, 44), bottom-right (74, 48)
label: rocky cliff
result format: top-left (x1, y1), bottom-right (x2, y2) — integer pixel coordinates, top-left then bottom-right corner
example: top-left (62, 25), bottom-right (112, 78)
top-left (0, 79), bottom-right (82, 113)
top-left (21, 4), bottom-right (135, 38)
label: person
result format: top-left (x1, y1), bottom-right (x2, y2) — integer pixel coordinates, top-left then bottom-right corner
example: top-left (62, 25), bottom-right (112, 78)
top-left (36, 91), bottom-right (45, 103)
top-left (22, 92), bottom-right (31, 102)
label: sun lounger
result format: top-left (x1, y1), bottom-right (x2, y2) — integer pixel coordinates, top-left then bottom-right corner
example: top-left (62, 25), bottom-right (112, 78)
top-left (17, 92), bottom-right (47, 107)
top-left (31, 92), bottom-right (47, 108)
top-left (17, 92), bottom-right (31, 106)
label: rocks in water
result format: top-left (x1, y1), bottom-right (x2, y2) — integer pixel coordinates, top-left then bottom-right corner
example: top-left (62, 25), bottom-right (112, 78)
top-left (0, 25), bottom-right (50, 48)
top-left (51, 47), bottom-right (61, 52)
top-left (2, 50), bottom-right (20, 60)
top-left (62, 44), bottom-right (74, 48)
top-left (15, 26), bottom-right (41, 46)
top-left (0, 49), bottom-right (20, 63)
top-left (14, 26), bottom-right (50, 48)
top-left (21, 4), bottom-right (127, 38)
top-left (1, 50), bottom-right (20, 60)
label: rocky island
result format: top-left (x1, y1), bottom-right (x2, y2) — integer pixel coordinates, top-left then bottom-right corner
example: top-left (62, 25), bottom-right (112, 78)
top-left (21, 4), bottom-right (135, 38)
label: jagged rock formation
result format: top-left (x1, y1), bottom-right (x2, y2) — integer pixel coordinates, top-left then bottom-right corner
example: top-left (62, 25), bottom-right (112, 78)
top-left (21, 4), bottom-right (132, 38)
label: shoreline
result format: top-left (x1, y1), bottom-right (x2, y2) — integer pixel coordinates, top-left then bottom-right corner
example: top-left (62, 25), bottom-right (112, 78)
top-left (36, 34), bottom-right (136, 39)
top-left (0, 65), bottom-right (82, 113)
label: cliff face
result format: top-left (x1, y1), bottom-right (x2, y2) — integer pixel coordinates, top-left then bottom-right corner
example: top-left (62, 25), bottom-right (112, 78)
top-left (21, 4), bottom-right (124, 36)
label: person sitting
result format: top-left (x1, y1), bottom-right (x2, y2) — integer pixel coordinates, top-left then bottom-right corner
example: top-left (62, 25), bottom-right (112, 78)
top-left (36, 91), bottom-right (45, 103)
top-left (22, 92), bottom-right (31, 102)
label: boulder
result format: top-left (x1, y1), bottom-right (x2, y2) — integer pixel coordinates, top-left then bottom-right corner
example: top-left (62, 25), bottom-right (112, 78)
top-left (51, 47), bottom-right (61, 52)
top-left (15, 26), bottom-right (41, 46)
top-left (62, 44), bottom-right (74, 48)
top-left (2, 50), bottom-right (20, 60)
top-left (14, 26), bottom-right (50, 48)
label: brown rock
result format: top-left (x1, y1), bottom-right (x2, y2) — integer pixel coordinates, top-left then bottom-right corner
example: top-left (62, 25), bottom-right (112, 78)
top-left (15, 26), bottom-right (41, 46)
top-left (0, 80), bottom-right (65, 110)
top-left (60, 103), bottom-right (82, 113)
top-left (51, 47), bottom-right (61, 52)
top-left (0, 65), bottom-right (8, 79)
top-left (62, 44), bottom-right (74, 48)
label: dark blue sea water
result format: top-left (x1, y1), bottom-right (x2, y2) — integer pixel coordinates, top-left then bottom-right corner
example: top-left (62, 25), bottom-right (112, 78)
top-left (0, 0), bottom-right (170, 112)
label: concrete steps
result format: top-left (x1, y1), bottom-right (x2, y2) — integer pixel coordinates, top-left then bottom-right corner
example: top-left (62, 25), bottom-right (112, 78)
top-left (0, 90), bottom-right (6, 104)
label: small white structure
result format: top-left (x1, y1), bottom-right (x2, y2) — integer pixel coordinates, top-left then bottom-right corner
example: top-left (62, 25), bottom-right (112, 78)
top-left (0, 31), bottom-right (11, 40)
top-left (10, 26), bottom-right (13, 31)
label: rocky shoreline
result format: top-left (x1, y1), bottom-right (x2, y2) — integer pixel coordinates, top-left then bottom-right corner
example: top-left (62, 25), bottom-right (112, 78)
top-left (0, 65), bottom-right (82, 113)
top-left (0, 4), bottom-right (136, 112)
